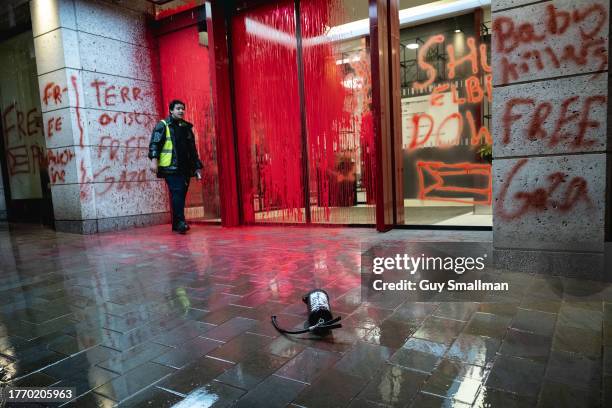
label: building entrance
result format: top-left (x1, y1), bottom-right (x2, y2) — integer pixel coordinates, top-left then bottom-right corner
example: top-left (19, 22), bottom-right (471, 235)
top-left (156, 12), bottom-right (221, 222)
top-left (231, 0), bottom-right (377, 225)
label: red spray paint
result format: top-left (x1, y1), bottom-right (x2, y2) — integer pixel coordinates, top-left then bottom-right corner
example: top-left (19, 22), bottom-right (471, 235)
top-left (496, 158), bottom-right (593, 220)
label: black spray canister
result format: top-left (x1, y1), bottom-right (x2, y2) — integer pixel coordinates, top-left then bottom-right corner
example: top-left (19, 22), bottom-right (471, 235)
top-left (271, 288), bottom-right (342, 336)
top-left (303, 289), bottom-right (333, 327)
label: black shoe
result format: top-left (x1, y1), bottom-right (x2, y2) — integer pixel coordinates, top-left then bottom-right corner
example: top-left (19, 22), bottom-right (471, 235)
top-left (172, 222), bottom-right (190, 231)
top-left (174, 221), bottom-right (188, 234)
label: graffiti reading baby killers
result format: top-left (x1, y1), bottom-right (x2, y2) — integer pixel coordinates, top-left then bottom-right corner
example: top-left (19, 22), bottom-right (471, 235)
top-left (493, 3), bottom-right (608, 84)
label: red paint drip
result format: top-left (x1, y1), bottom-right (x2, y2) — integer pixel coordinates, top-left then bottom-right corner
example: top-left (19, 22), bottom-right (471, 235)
top-left (71, 75), bottom-right (84, 148)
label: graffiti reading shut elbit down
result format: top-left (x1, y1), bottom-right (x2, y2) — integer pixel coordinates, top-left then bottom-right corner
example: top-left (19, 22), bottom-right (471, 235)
top-left (408, 35), bottom-right (492, 149)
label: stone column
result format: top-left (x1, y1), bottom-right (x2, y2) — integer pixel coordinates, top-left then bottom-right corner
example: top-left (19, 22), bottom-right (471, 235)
top-left (30, 0), bottom-right (169, 233)
top-left (491, 0), bottom-right (610, 279)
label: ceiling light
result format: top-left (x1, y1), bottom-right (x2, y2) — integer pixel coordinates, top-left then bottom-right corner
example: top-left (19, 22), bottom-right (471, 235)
top-left (406, 43), bottom-right (419, 49)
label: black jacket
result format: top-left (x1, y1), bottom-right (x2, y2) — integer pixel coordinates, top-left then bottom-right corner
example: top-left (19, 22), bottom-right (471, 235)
top-left (148, 116), bottom-right (203, 177)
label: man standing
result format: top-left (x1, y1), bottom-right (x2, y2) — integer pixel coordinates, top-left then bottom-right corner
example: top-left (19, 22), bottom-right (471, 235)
top-left (149, 100), bottom-right (202, 234)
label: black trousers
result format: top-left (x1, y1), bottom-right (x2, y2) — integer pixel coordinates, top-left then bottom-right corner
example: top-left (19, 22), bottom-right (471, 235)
top-left (165, 174), bottom-right (189, 226)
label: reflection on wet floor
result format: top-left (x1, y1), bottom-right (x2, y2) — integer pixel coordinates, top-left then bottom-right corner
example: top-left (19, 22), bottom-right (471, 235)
top-left (0, 222), bottom-right (610, 407)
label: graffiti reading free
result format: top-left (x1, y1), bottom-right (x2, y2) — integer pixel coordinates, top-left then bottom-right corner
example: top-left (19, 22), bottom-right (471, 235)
top-left (502, 94), bottom-right (606, 148)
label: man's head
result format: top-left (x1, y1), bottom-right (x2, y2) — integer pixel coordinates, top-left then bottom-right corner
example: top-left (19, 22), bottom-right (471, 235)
top-left (169, 99), bottom-right (186, 120)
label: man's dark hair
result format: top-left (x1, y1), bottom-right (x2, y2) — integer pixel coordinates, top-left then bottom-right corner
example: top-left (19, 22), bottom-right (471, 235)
top-left (169, 99), bottom-right (186, 111)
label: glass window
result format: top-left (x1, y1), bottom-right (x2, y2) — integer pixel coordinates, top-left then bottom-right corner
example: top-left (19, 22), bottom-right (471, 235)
top-left (398, 2), bottom-right (492, 226)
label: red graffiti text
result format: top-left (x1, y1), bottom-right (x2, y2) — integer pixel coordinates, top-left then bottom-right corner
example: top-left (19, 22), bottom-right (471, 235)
top-left (98, 111), bottom-right (157, 128)
top-left (93, 166), bottom-right (150, 195)
top-left (47, 148), bottom-right (76, 183)
top-left (497, 158), bottom-right (592, 220)
top-left (90, 80), bottom-right (143, 107)
top-left (2, 104), bottom-right (41, 140)
top-left (494, 3), bottom-right (608, 83)
top-left (46, 116), bottom-right (63, 138)
top-left (97, 136), bottom-right (148, 164)
top-left (502, 95), bottom-right (606, 147)
top-left (42, 82), bottom-right (68, 106)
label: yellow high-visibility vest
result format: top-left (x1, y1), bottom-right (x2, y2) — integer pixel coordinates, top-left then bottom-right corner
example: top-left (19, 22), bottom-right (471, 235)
top-left (159, 120), bottom-right (173, 167)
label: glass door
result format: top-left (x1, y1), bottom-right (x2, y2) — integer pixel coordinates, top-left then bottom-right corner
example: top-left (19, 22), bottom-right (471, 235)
top-left (232, 0), bottom-right (305, 223)
top-left (301, 0), bottom-right (376, 224)
top-left (231, 0), bottom-right (375, 225)
top-left (158, 23), bottom-right (221, 222)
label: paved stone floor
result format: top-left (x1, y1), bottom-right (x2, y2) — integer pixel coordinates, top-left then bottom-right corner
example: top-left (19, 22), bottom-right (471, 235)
top-left (0, 222), bottom-right (610, 407)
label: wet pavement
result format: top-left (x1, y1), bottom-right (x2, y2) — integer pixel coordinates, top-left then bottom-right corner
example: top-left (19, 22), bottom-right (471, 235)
top-left (0, 222), bottom-right (610, 407)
